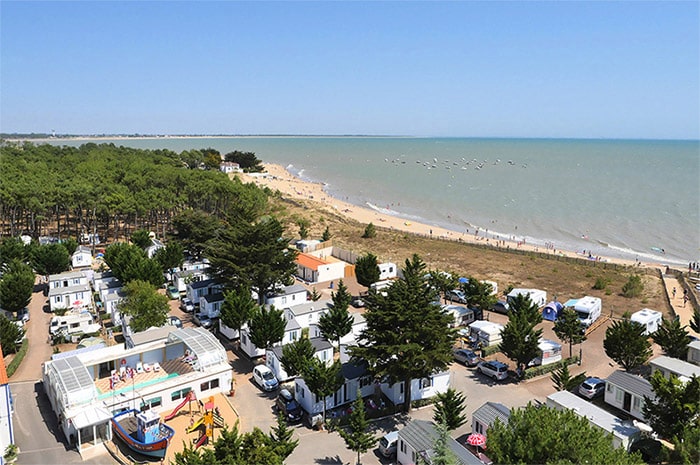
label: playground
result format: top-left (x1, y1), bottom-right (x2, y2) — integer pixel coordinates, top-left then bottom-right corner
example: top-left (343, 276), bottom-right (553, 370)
top-left (158, 392), bottom-right (238, 464)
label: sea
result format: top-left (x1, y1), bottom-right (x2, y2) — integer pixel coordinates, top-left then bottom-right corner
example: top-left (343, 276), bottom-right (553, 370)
top-left (44, 137), bottom-right (699, 266)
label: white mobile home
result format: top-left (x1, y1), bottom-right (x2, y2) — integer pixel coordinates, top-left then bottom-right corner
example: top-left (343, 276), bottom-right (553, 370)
top-left (604, 370), bottom-right (656, 422)
top-left (573, 296), bottom-right (602, 328)
top-left (295, 252), bottom-right (346, 284)
top-left (472, 401), bottom-right (511, 437)
top-left (531, 339), bottom-right (562, 366)
top-left (397, 420), bottom-right (483, 465)
top-left (380, 370), bottom-right (450, 408)
top-left (266, 337), bottom-right (333, 382)
top-left (199, 293), bottom-right (224, 319)
top-left (507, 288), bottom-right (547, 307)
top-left (688, 340), bottom-right (700, 366)
top-left (630, 309), bottom-right (663, 335)
top-left (265, 284), bottom-right (308, 309)
top-left (71, 245), bottom-right (93, 269)
top-left (547, 391), bottom-right (641, 451)
top-left (378, 262), bottom-right (398, 280)
top-left (49, 312), bottom-right (95, 336)
top-left (468, 320), bottom-right (503, 347)
top-left (650, 355), bottom-right (700, 381)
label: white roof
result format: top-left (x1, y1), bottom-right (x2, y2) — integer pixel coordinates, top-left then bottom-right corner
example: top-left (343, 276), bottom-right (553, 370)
top-left (547, 391), bottom-right (640, 439)
top-left (166, 327), bottom-right (228, 370)
top-left (651, 355), bottom-right (700, 378)
top-left (45, 355), bottom-right (98, 410)
top-left (631, 308), bottom-right (662, 323)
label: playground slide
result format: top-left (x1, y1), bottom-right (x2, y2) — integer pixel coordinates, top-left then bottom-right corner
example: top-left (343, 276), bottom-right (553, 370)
top-left (164, 392), bottom-right (193, 421)
top-left (195, 434), bottom-right (208, 449)
top-left (186, 417), bottom-right (205, 434)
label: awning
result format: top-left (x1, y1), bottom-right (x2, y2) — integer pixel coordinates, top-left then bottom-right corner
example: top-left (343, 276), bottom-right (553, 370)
top-left (72, 405), bottom-right (113, 429)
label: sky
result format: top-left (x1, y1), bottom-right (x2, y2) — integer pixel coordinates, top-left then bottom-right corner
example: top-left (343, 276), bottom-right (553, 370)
top-left (1, 1), bottom-right (698, 139)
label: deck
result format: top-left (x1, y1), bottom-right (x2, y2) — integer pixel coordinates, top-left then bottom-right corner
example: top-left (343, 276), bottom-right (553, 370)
top-left (95, 358), bottom-right (194, 395)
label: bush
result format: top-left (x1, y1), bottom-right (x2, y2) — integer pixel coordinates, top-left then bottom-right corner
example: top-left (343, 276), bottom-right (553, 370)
top-left (523, 356), bottom-right (580, 380)
top-left (481, 344), bottom-right (501, 357)
top-left (411, 396), bottom-right (436, 409)
top-left (593, 277), bottom-right (610, 290)
top-left (622, 275), bottom-right (644, 298)
top-left (362, 223), bottom-right (376, 239)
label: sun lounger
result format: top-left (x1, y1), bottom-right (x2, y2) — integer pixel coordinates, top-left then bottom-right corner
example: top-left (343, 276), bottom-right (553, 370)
top-left (136, 362), bottom-right (144, 374)
top-left (143, 363), bottom-right (151, 372)
top-left (152, 362), bottom-right (161, 372)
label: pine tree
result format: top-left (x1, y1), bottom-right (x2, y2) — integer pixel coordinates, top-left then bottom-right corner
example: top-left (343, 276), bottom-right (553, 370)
top-left (643, 371), bottom-right (700, 439)
top-left (351, 254), bottom-right (455, 412)
top-left (354, 253), bottom-right (380, 287)
top-left (652, 317), bottom-right (690, 360)
top-left (603, 317), bottom-right (652, 370)
top-left (553, 307), bottom-right (587, 358)
top-left (551, 364), bottom-right (587, 391)
top-left (361, 222), bottom-right (376, 239)
top-left (322, 226), bottom-right (332, 242)
top-left (301, 358), bottom-right (344, 424)
top-left (318, 280), bottom-right (354, 352)
top-left (499, 300), bottom-right (542, 372)
top-left (432, 388), bottom-right (467, 431)
top-left (690, 308), bottom-right (700, 334)
top-left (337, 390), bottom-right (377, 465)
top-left (431, 422), bottom-right (459, 465)
top-left (248, 305), bottom-right (285, 349)
top-left (269, 413), bottom-right (299, 460)
top-left (281, 337), bottom-right (315, 377)
top-left (220, 288), bottom-right (256, 343)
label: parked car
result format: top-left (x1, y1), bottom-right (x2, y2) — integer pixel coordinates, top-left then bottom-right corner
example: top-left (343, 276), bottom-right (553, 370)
top-left (453, 348), bottom-right (480, 367)
top-left (180, 298), bottom-right (194, 313)
top-left (275, 388), bottom-right (303, 423)
top-left (168, 316), bottom-right (183, 329)
top-left (378, 431), bottom-right (399, 458)
top-left (166, 286), bottom-right (180, 299)
top-left (491, 300), bottom-right (510, 314)
top-left (446, 289), bottom-right (467, 304)
top-left (351, 296), bottom-right (365, 308)
top-left (193, 312), bottom-right (212, 329)
top-left (578, 377), bottom-right (606, 399)
top-left (476, 360), bottom-right (509, 381)
top-left (18, 308), bottom-right (29, 323)
top-left (252, 365), bottom-right (279, 392)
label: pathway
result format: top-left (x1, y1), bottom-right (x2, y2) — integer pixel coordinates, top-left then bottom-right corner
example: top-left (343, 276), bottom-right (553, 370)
top-left (10, 278), bottom-right (53, 382)
top-left (661, 273), bottom-right (699, 337)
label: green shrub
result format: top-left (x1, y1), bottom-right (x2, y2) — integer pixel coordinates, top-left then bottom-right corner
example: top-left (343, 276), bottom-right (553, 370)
top-left (593, 277), bottom-right (610, 290)
top-left (54, 308), bottom-right (67, 316)
top-left (523, 356), bottom-right (580, 380)
top-left (481, 344), bottom-right (501, 357)
top-left (411, 396), bottom-right (435, 409)
top-left (622, 275), bottom-right (644, 298)
top-left (362, 223), bottom-right (376, 239)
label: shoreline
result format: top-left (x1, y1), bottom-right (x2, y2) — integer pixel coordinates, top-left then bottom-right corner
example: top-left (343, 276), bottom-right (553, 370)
top-left (240, 163), bottom-right (663, 269)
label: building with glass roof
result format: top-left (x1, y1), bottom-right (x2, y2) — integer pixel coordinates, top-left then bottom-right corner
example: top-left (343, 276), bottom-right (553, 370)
top-left (43, 327), bottom-right (232, 456)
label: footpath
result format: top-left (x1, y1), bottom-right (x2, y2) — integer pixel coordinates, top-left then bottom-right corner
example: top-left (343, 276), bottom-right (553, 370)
top-left (661, 273), bottom-right (698, 337)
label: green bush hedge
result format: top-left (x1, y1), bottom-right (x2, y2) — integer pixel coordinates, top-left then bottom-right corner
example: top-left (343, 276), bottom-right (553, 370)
top-left (6, 339), bottom-right (29, 378)
top-left (523, 356), bottom-right (580, 380)
top-left (481, 344), bottom-right (501, 357)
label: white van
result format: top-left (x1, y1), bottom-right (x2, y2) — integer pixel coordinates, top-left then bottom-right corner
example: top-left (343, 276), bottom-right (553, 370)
top-left (507, 288), bottom-right (547, 308)
top-left (378, 431), bottom-right (398, 457)
top-left (630, 308), bottom-right (662, 335)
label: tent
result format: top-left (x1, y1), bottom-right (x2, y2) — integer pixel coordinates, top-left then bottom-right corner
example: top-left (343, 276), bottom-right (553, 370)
top-left (542, 301), bottom-right (563, 321)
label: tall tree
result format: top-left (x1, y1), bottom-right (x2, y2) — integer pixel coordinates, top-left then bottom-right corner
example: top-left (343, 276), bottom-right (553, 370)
top-left (118, 280), bottom-right (169, 332)
top-left (432, 422), bottom-right (459, 465)
top-left (351, 254), bottom-right (455, 413)
top-left (153, 242), bottom-right (185, 274)
top-left (604, 317), bottom-right (652, 370)
top-left (301, 358), bottom-right (344, 424)
top-left (318, 280), bottom-right (354, 351)
top-left (30, 243), bottom-right (71, 276)
top-left (553, 307), bottom-right (587, 358)
top-left (321, 226), bottom-right (332, 242)
top-left (0, 237), bottom-right (26, 266)
top-left (224, 150), bottom-right (263, 172)
top-left (131, 229), bottom-right (152, 249)
top-left (337, 390), bottom-right (377, 465)
top-left (499, 296), bottom-right (542, 372)
top-left (281, 337), bottom-right (316, 377)
top-left (0, 260), bottom-right (34, 314)
top-left (652, 318), bottom-right (690, 360)
top-left (428, 270), bottom-right (459, 304)
top-left (0, 314), bottom-right (25, 355)
top-left (643, 371), bottom-right (700, 439)
top-left (219, 289), bottom-right (256, 342)
top-left (171, 209), bottom-right (223, 259)
top-left (432, 388), bottom-right (467, 431)
top-left (269, 413), bottom-right (299, 460)
top-left (487, 404), bottom-right (644, 465)
top-left (354, 253), bottom-right (380, 288)
top-left (207, 217), bottom-right (298, 304)
top-left (460, 277), bottom-right (497, 311)
top-left (248, 305), bottom-right (285, 350)
top-left (690, 308), bottom-right (700, 334)
top-left (551, 364), bottom-right (587, 391)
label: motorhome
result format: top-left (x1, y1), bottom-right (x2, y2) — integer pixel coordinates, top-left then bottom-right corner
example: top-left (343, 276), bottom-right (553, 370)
top-left (573, 296), bottom-right (602, 328)
top-left (49, 313), bottom-right (95, 336)
top-left (630, 309), bottom-right (662, 335)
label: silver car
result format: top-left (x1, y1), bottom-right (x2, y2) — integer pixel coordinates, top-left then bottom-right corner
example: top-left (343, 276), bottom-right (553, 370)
top-left (477, 360), bottom-right (509, 381)
top-left (578, 377), bottom-right (605, 399)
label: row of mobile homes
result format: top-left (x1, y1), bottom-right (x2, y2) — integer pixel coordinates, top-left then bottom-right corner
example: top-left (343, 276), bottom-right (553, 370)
top-left (547, 391), bottom-right (641, 451)
top-left (603, 370), bottom-right (655, 422)
top-left (630, 309), bottom-right (663, 335)
top-left (468, 321), bottom-right (503, 347)
top-left (507, 288), bottom-right (547, 308)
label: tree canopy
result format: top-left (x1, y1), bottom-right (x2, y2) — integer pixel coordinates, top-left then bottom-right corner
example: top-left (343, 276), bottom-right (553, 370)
top-left (281, 337), bottom-right (316, 378)
top-left (652, 317), bottom-right (690, 360)
top-left (318, 280), bottom-right (353, 351)
top-left (351, 254), bottom-right (455, 412)
top-left (354, 252), bottom-right (380, 288)
top-left (30, 243), bottom-right (71, 275)
top-left (0, 259), bottom-right (34, 314)
top-left (248, 305), bottom-right (285, 350)
top-left (499, 294), bottom-right (542, 370)
top-left (337, 390), bottom-right (377, 465)
top-left (642, 371), bottom-right (700, 440)
top-left (301, 357), bottom-right (344, 424)
top-left (487, 403), bottom-right (644, 465)
top-left (118, 280), bottom-right (169, 332)
top-left (553, 307), bottom-right (587, 358)
top-left (0, 314), bottom-right (24, 355)
top-left (219, 289), bottom-right (256, 340)
top-left (603, 316), bottom-right (652, 370)
top-left (432, 388), bottom-right (467, 431)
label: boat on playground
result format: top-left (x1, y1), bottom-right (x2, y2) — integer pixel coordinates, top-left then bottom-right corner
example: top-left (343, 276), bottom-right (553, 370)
top-left (111, 409), bottom-right (175, 459)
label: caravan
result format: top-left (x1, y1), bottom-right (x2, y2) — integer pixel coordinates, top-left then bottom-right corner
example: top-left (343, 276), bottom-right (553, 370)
top-left (507, 288), bottom-right (547, 308)
top-left (49, 312), bottom-right (95, 336)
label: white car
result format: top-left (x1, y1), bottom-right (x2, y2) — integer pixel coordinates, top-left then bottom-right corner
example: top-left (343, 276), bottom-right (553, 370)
top-left (252, 365), bottom-right (279, 392)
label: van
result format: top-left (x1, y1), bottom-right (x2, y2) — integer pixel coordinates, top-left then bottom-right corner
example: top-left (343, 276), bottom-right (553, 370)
top-left (378, 431), bottom-right (398, 457)
top-left (49, 312), bottom-right (94, 335)
top-left (573, 296), bottom-right (602, 328)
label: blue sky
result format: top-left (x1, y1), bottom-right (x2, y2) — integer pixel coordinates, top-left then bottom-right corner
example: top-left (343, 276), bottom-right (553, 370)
top-left (1, 1), bottom-right (698, 139)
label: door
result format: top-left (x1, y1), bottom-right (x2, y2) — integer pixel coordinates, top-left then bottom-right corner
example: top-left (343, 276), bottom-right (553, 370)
top-left (623, 392), bottom-right (632, 412)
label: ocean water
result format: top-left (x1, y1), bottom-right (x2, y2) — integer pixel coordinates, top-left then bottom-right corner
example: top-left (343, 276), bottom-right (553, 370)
top-left (46, 137), bottom-right (699, 265)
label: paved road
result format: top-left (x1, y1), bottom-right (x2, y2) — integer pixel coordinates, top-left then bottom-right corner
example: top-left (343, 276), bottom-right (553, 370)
top-left (11, 279), bottom-right (52, 382)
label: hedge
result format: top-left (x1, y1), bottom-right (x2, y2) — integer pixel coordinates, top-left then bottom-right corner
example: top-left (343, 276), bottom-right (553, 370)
top-left (523, 356), bottom-right (580, 380)
top-left (6, 339), bottom-right (29, 378)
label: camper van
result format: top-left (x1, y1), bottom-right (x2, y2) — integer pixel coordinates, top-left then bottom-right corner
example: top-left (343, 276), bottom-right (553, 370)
top-left (630, 309), bottom-right (662, 335)
top-left (573, 296), bottom-right (602, 328)
top-left (49, 312), bottom-right (95, 336)
top-left (468, 321), bottom-right (504, 347)
top-left (369, 279), bottom-right (394, 296)
top-left (507, 288), bottom-right (547, 308)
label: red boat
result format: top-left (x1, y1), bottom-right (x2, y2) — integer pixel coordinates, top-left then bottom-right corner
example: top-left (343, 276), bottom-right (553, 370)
top-left (111, 409), bottom-right (174, 459)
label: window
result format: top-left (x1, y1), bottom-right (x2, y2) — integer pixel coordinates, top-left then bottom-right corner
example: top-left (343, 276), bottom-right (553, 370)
top-left (171, 388), bottom-right (192, 402)
top-left (141, 397), bottom-right (162, 411)
top-left (400, 440), bottom-right (406, 453)
top-left (54, 296), bottom-right (62, 303)
top-left (282, 296), bottom-right (287, 304)
top-left (476, 422), bottom-right (484, 434)
top-left (615, 389), bottom-right (623, 402)
top-left (420, 377), bottom-right (433, 389)
top-left (607, 383), bottom-right (613, 392)
top-left (321, 350), bottom-right (328, 361)
top-left (633, 396), bottom-right (642, 411)
top-left (290, 330), bottom-right (298, 341)
top-left (201, 379), bottom-right (220, 391)
top-left (359, 375), bottom-right (372, 388)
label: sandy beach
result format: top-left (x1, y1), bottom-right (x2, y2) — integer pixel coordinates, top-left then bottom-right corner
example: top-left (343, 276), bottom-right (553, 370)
top-left (239, 163), bottom-right (646, 269)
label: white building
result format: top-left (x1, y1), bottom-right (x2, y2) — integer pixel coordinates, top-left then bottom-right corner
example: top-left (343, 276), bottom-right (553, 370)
top-left (378, 262), bottom-right (397, 281)
top-left (630, 309), bottom-right (663, 336)
top-left (603, 370), bottom-right (655, 422)
top-left (266, 337), bottom-right (334, 382)
top-left (71, 245), bottom-right (93, 269)
top-left (380, 371), bottom-right (450, 408)
top-left (199, 293), bottom-right (224, 319)
top-left (220, 161), bottom-right (241, 173)
top-left (397, 420), bottom-right (482, 465)
top-left (687, 340), bottom-right (700, 366)
top-left (48, 270), bottom-right (92, 312)
top-left (649, 355), bottom-right (700, 382)
top-left (506, 288), bottom-right (547, 307)
top-left (186, 279), bottom-right (224, 306)
top-left (264, 284), bottom-right (308, 309)
top-left (472, 401), bottom-right (510, 437)
top-left (42, 327), bottom-right (232, 457)
top-left (295, 253), bottom-right (346, 284)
